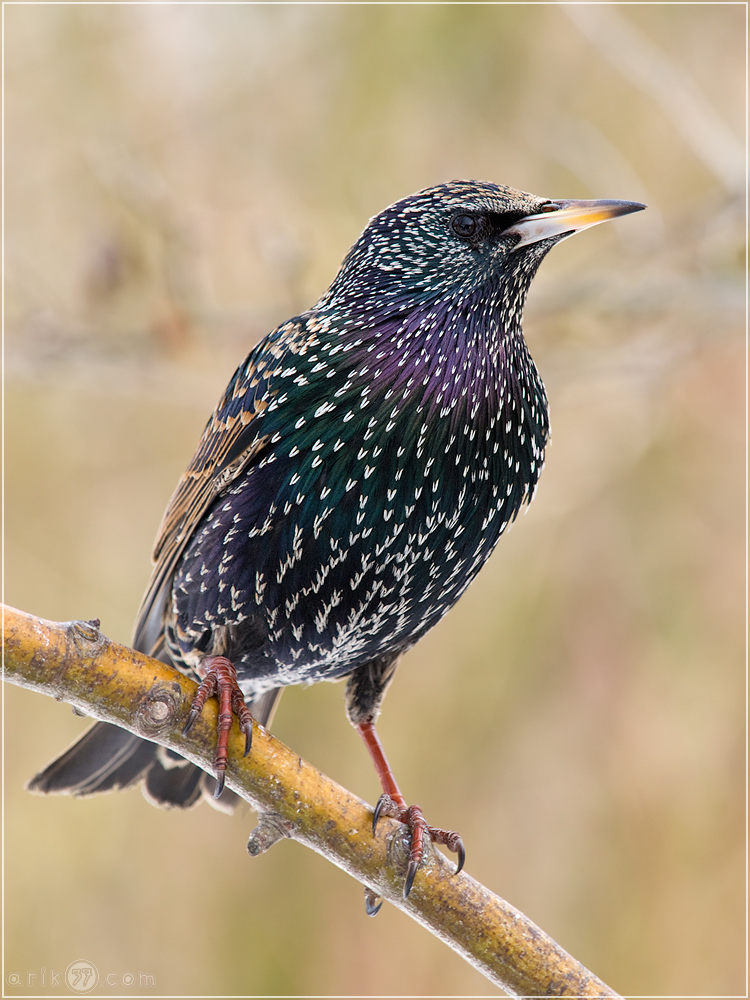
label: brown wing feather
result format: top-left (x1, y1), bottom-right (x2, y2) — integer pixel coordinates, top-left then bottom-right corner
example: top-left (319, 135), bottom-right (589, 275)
top-left (133, 424), bottom-right (270, 656)
top-left (131, 315), bottom-right (322, 658)
top-left (132, 346), bottom-right (285, 656)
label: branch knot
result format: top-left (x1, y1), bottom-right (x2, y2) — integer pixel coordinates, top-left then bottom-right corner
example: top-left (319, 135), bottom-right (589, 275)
top-left (247, 811), bottom-right (295, 856)
top-left (69, 618), bottom-right (103, 654)
top-left (135, 684), bottom-right (180, 737)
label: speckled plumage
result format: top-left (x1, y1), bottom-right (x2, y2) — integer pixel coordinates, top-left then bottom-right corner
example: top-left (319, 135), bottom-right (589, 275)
top-left (144, 184), bottom-right (549, 694)
top-left (162, 204), bottom-right (548, 700)
top-left (30, 181), bottom-right (644, 880)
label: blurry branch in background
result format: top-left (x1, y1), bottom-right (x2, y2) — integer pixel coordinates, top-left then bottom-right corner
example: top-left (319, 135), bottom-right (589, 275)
top-left (3, 603), bottom-right (622, 1000)
top-left (564, 4), bottom-right (745, 196)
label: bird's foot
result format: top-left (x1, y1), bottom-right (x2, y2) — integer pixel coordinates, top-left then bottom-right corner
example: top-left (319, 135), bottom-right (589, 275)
top-left (183, 655), bottom-right (253, 798)
top-left (372, 793), bottom-right (465, 898)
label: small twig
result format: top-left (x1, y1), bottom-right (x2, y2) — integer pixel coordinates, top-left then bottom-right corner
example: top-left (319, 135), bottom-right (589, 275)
top-left (2, 603), bottom-right (622, 998)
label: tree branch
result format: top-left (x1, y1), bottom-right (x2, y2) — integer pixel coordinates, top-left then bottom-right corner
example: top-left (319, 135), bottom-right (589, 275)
top-left (3, 603), bottom-right (621, 998)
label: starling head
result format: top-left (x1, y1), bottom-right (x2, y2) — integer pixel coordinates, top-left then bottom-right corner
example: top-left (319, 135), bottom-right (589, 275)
top-left (323, 180), bottom-right (644, 319)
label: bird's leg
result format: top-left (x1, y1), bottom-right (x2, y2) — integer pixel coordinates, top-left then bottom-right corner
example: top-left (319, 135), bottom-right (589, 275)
top-left (183, 655), bottom-right (253, 798)
top-left (356, 719), bottom-right (465, 898)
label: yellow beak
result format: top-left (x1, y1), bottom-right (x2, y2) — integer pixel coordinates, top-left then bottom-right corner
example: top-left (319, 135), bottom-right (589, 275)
top-left (506, 198), bottom-right (646, 250)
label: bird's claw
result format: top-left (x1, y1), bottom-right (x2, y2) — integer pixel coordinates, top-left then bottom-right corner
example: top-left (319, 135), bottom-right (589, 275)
top-left (372, 792), bottom-right (400, 835)
top-left (431, 827), bottom-right (465, 877)
top-left (363, 886), bottom-right (383, 917)
top-left (372, 794), bottom-right (465, 898)
top-left (182, 655), bottom-right (253, 798)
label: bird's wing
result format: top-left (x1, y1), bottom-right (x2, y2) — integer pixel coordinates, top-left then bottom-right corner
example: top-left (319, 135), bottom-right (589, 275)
top-left (132, 317), bottom-right (311, 657)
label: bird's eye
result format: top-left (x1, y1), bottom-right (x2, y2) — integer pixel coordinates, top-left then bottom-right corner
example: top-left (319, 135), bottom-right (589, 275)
top-left (451, 213), bottom-right (481, 239)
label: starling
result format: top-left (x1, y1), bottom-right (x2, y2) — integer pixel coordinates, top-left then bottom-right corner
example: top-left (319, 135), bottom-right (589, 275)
top-left (30, 181), bottom-right (644, 897)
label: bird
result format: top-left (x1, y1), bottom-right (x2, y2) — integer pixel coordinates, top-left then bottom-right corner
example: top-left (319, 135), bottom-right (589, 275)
top-left (29, 180), bottom-right (644, 898)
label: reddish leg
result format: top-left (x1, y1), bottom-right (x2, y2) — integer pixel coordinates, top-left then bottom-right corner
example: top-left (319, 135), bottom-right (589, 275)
top-left (183, 655), bottom-right (253, 798)
top-left (356, 720), bottom-right (465, 898)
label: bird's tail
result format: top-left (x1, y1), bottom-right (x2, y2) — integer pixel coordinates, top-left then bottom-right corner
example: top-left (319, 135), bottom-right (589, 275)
top-left (27, 687), bottom-right (282, 813)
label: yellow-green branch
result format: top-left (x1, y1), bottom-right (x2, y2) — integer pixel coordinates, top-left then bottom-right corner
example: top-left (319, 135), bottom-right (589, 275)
top-left (2, 603), bottom-right (621, 999)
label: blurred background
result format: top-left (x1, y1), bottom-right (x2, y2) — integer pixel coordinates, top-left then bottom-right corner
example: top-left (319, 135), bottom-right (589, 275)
top-left (4, 4), bottom-right (744, 997)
